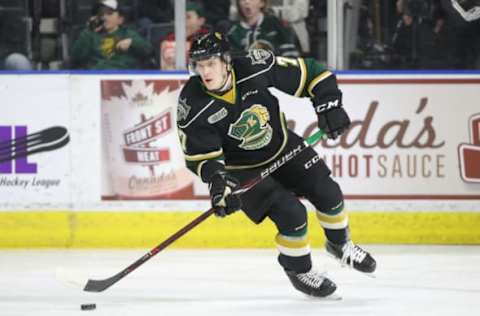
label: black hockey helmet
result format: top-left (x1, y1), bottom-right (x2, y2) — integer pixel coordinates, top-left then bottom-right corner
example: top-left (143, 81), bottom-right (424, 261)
top-left (189, 32), bottom-right (231, 66)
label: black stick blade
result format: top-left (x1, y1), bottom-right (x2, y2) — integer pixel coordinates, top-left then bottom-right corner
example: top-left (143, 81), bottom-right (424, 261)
top-left (83, 273), bottom-right (123, 292)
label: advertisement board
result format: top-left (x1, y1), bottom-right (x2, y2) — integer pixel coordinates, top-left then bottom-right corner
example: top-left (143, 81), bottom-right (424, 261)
top-left (0, 75), bottom-right (71, 206)
top-left (100, 79), bottom-right (194, 200)
top-left (279, 76), bottom-right (480, 198)
top-left (0, 73), bottom-right (479, 210)
top-left (1, 73), bottom-right (479, 247)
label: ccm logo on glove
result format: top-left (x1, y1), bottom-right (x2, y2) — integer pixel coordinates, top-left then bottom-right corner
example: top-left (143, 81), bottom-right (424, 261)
top-left (314, 94), bottom-right (351, 140)
top-left (315, 99), bottom-right (340, 113)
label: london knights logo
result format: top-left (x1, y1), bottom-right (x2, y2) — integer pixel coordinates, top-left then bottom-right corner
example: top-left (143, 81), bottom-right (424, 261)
top-left (228, 104), bottom-right (273, 150)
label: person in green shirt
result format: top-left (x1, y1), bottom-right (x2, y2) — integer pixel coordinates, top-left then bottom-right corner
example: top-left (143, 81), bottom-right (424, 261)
top-left (71, 0), bottom-right (153, 70)
top-left (227, 0), bottom-right (299, 57)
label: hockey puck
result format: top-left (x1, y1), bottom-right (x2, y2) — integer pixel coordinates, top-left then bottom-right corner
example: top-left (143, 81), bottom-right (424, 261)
top-left (81, 304), bottom-right (96, 311)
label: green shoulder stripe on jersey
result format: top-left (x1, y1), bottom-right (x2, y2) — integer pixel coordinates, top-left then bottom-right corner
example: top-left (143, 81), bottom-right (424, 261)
top-left (302, 58), bottom-right (332, 98)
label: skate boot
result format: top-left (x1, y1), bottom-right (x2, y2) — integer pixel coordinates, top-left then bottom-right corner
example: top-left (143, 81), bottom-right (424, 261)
top-left (326, 240), bottom-right (376, 274)
top-left (285, 269), bottom-right (339, 298)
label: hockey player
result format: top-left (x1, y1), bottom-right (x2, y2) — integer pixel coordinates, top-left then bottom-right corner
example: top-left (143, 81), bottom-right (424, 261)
top-left (177, 32), bottom-right (376, 298)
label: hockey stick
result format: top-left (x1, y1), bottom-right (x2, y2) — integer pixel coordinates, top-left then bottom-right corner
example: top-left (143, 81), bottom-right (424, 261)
top-left (78, 129), bottom-right (325, 292)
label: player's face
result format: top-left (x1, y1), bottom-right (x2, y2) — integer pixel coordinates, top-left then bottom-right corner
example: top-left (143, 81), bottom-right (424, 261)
top-left (194, 57), bottom-right (228, 91)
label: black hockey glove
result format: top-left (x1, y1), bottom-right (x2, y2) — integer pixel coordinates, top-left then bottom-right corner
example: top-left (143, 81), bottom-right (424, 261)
top-left (315, 94), bottom-right (351, 140)
top-left (208, 171), bottom-right (242, 217)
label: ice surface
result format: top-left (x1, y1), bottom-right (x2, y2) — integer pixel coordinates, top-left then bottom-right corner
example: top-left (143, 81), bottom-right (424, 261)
top-left (0, 246), bottom-right (479, 316)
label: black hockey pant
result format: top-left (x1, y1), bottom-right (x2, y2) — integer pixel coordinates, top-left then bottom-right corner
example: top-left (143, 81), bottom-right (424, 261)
top-left (228, 131), bottom-right (349, 273)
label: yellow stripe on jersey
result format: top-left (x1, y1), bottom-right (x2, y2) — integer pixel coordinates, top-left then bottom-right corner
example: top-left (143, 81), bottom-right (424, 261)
top-left (275, 233), bottom-right (311, 257)
top-left (316, 210), bottom-right (349, 230)
top-left (294, 58), bottom-right (307, 97)
top-left (184, 149), bottom-right (223, 162)
top-left (195, 158), bottom-right (225, 178)
top-left (206, 71), bottom-right (237, 104)
top-left (196, 160), bottom-right (208, 177)
top-left (307, 71), bottom-right (333, 97)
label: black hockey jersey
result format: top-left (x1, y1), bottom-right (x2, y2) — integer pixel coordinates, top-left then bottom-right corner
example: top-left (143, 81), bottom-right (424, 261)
top-left (177, 49), bottom-right (340, 182)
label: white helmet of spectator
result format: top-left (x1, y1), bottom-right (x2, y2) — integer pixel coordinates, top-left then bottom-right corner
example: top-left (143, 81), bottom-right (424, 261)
top-left (5, 53), bottom-right (32, 70)
top-left (100, 0), bottom-right (118, 10)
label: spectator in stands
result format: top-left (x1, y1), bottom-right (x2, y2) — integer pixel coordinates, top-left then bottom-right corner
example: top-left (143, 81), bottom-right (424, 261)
top-left (0, 7), bottom-right (33, 70)
top-left (3, 53), bottom-right (32, 70)
top-left (195, 0), bottom-right (231, 32)
top-left (269, 0), bottom-right (310, 55)
top-left (227, 0), bottom-right (299, 57)
top-left (160, 2), bottom-right (210, 70)
top-left (391, 0), bottom-right (453, 69)
top-left (442, 0), bottom-right (480, 69)
top-left (348, 2), bottom-right (385, 70)
top-left (70, 0), bottom-right (153, 70)
top-left (136, 0), bottom-right (175, 37)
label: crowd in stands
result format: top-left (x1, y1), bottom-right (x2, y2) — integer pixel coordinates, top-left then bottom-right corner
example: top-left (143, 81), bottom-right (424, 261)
top-left (0, 0), bottom-right (479, 71)
top-left (350, 0), bottom-right (480, 69)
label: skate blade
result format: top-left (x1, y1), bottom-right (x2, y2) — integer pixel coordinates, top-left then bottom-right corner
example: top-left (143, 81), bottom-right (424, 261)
top-left (324, 291), bottom-right (342, 300)
top-left (363, 271), bottom-right (376, 278)
top-left (305, 290), bottom-right (342, 301)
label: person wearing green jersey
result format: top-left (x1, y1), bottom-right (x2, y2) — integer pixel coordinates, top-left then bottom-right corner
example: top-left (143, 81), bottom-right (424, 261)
top-left (227, 0), bottom-right (300, 57)
top-left (71, 0), bottom-right (153, 70)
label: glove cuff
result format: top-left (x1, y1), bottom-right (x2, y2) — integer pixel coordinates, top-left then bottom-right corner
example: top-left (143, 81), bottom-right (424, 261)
top-left (201, 160), bottom-right (225, 183)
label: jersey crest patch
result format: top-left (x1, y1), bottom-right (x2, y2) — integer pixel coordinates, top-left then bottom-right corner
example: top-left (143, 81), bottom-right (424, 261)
top-left (228, 104), bottom-right (273, 150)
top-left (246, 49), bottom-right (272, 65)
top-left (208, 108), bottom-right (228, 124)
top-left (177, 97), bottom-right (191, 122)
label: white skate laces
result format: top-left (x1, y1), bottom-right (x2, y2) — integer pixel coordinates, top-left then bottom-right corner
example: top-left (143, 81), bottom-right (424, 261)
top-left (341, 241), bottom-right (367, 268)
top-left (297, 270), bottom-right (327, 288)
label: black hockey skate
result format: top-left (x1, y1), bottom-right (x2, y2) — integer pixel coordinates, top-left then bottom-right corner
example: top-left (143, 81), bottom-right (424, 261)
top-left (285, 269), bottom-right (340, 299)
top-left (326, 240), bottom-right (376, 275)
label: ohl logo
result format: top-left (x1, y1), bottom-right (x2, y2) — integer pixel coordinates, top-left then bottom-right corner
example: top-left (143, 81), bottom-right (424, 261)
top-left (0, 125), bottom-right (70, 174)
